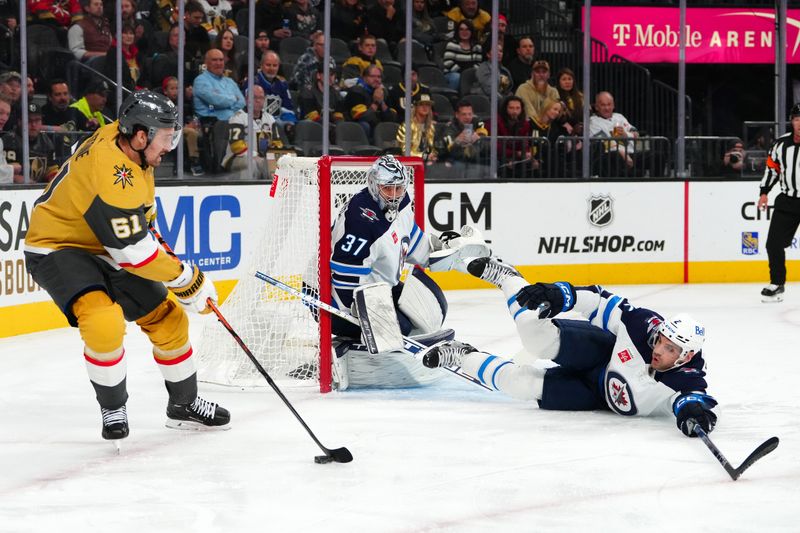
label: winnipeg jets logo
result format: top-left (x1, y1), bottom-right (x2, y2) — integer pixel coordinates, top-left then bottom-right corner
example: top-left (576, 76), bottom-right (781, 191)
top-left (360, 207), bottom-right (378, 222)
top-left (113, 164), bottom-right (134, 189)
top-left (605, 372), bottom-right (637, 416)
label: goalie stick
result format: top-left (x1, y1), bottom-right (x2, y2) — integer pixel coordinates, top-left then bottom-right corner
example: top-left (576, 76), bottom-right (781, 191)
top-left (150, 227), bottom-right (353, 465)
top-left (690, 422), bottom-right (779, 481)
top-left (254, 271), bottom-right (493, 391)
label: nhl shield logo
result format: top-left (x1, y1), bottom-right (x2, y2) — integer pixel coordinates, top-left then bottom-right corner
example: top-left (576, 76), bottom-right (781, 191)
top-left (588, 195), bottom-right (613, 227)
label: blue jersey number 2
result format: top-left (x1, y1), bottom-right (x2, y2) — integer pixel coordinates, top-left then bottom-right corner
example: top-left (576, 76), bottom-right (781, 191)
top-left (340, 234), bottom-right (369, 255)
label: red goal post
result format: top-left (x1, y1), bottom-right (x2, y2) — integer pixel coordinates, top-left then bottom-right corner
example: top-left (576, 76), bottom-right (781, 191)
top-left (197, 155), bottom-right (426, 393)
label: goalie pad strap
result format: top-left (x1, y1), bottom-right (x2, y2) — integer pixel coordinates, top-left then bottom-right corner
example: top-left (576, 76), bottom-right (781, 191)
top-left (398, 269), bottom-right (447, 335)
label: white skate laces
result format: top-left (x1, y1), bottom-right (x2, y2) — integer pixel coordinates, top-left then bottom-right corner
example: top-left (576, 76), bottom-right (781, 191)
top-left (467, 257), bottom-right (521, 286)
top-left (101, 405), bottom-right (127, 427)
top-left (423, 340), bottom-right (477, 368)
top-left (191, 397), bottom-right (217, 419)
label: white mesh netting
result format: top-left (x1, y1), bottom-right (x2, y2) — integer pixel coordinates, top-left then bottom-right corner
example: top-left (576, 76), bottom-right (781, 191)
top-left (197, 156), bottom-right (419, 389)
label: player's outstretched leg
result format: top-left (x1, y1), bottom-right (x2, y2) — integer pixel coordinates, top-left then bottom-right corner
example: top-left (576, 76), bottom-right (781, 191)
top-left (166, 396), bottom-right (231, 430)
top-left (760, 284), bottom-right (784, 303)
top-left (423, 340), bottom-right (544, 400)
top-left (101, 405), bottom-right (129, 440)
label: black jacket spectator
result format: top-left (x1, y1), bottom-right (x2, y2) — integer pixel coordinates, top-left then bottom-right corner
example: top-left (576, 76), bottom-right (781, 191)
top-left (330, 0), bottom-right (366, 43)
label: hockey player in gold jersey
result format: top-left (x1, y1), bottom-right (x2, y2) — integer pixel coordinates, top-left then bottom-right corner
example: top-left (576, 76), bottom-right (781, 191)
top-left (24, 91), bottom-right (230, 443)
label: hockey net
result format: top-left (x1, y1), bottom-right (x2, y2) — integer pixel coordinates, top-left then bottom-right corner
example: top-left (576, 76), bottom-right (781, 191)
top-left (197, 155), bottom-right (425, 392)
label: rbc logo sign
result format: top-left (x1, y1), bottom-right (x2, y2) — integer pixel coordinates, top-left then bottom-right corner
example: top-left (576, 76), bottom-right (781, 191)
top-left (155, 195), bottom-right (241, 272)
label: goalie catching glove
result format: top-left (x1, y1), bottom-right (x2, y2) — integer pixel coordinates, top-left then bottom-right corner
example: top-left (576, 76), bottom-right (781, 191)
top-left (165, 261), bottom-right (218, 314)
top-left (428, 225), bottom-right (492, 272)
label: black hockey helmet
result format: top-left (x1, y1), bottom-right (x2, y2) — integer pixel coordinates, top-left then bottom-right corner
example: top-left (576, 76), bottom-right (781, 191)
top-left (791, 103), bottom-right (800, 119)
top-left (118, 90), bottom-right (181, 147)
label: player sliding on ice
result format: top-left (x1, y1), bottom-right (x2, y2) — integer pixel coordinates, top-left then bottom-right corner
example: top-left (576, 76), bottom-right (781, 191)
top-left (24, 91), bottom-right (229, 447)
top-left (328, 155), bottom-right (489, 390)
top-left (421, 256), bottom-right (718, 438)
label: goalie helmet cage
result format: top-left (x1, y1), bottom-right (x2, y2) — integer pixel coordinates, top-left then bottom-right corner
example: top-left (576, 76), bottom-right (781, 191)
top-left (197, 155), bottom-right (425, 393)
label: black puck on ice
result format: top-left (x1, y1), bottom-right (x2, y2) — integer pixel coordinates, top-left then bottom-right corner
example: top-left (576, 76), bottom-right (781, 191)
top-left (315, 455), bottom-right (333, 464)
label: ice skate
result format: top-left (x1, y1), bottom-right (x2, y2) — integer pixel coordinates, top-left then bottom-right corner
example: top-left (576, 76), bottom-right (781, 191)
top-left (101, 405), bottom-right (129, 452)
top-left (466, 256), bottom-right (521, 286)
top-left (166, 396), bottom-right (231, 430)
top-left (422, 340), bottom-right (478, 369)
top-left (760, 284), bottom-right (784, 303)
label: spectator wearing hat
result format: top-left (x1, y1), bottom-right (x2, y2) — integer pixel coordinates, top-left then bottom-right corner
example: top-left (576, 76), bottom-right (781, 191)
top-left (386, 65), bottom-right (431, 117)
top-left (0, 70), bottom-right (21, 132)
top-left (4, 102), bottom-right (59, 183)
top-left (68, 0), bottom-right (114, 61)
top-left (507, 36), bottom-right (535, 91)
top-left (481, 14), bottom-right (516, 65)
top-left (445, 0), bottom-right (491, 41)
top-left (252, 29), bottom-right (272, 71)
top-left (298, 63), bottom-right (345, 127)
top-left (71, 81), bottom-right (109, 130)
top-left (475, 44), bottom-right (512, 99)
top-left (396, 92), bottom-right (439, 165)
top-left (515, 59), bottom-right (559, 122)
top-left (0, 96), bottom-right (14, 184)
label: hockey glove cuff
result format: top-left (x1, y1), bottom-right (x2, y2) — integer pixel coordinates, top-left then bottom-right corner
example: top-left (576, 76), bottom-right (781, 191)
top-left (673, 393), bottom-right (718, 437)
top-left (515, 282), bottom-right (576, 318)
top-left (166, 262), bottom-right (218, 314)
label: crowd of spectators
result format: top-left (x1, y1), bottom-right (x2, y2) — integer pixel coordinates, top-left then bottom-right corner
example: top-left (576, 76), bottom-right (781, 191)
top-left (0, 0), bottom-right (774, 183)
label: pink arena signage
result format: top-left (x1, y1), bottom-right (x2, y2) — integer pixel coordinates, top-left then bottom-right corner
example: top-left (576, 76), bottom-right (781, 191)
top-left (586, 7), bottom-right (800, 63)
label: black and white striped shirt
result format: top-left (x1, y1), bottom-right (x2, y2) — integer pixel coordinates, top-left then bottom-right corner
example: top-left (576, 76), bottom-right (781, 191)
top-left (760, 132), bottom-right (800, 197)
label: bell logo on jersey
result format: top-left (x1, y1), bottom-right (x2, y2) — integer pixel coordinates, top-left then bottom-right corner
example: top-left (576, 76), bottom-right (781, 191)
top-left (360, 207), bottom-right (378, 222)
top-left (617, 349), bottom-right (632, 363)
top-left (113, 164), bottom-right (134, 189)
top-left (605, 371), bottom-right (637, 416)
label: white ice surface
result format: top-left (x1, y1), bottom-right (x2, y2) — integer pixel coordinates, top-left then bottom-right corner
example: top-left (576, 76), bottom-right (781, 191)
top-left (1, 283), bottom-right (799, 532)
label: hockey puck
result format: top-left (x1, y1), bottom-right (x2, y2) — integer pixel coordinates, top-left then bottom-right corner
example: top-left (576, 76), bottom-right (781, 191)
top-left (314, 455), bottom-right (333, 464)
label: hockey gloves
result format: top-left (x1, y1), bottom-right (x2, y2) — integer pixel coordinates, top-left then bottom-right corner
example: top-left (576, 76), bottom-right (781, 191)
top-left (166, 262), bottom-right (218, 314)
top-left (673, 393), bottom-right (718, 437)
top-left (515, 282), bottom-right (576, 318)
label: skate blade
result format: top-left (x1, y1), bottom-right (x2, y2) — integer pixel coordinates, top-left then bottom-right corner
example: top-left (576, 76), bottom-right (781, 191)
top-left (112, 440), bottom-right (122, 454)
top-left (761, 295), bottom-right (784, 303)
top-left (165, 419), bottom-right (231, 431)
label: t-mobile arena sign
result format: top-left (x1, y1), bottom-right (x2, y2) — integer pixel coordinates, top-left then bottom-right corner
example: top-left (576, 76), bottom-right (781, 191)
top-left (585, 7), bottom-right (800, 63)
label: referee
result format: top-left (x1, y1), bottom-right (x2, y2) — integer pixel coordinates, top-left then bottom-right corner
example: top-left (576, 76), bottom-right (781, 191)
top-left (758, 103), bottom-right (800, 302)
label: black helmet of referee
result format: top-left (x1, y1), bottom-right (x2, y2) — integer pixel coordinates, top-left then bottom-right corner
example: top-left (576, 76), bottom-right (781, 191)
top-left (118, 90), bottom-right (180, 142)
top-left (790, 103), bottom-right (800, 120)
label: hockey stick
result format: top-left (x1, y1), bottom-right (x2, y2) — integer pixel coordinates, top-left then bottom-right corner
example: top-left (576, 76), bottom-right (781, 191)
top-left (690, 422), bottom-right (779, 481)
top-left (254, 270), bottom-right (493, 391)
top-left (150, 228), bottom-right (353, 464)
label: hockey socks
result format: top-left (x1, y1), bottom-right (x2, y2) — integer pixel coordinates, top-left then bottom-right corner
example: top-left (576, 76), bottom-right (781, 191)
top-left (460, 351), bottom-right (545, 402)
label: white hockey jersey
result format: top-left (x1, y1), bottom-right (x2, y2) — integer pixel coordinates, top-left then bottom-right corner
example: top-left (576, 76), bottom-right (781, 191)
top-left (571, 286), bottom-right (709, 417)
top-left (221, 109), bottom-right (276, 170)
top-left (330, 189), bottom-right (430, 310)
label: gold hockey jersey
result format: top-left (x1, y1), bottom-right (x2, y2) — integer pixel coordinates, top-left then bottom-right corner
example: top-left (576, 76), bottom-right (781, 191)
top-left (25, 122), bottom-right (183, 282)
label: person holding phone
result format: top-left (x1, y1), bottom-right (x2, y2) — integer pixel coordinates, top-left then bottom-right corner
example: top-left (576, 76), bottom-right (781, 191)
top-left (440, 99), bottom-right (489, 178)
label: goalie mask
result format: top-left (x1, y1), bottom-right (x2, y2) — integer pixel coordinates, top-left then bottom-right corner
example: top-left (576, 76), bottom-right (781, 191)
top-left (367, 155), bottom-right (409, 221)
top-left (651, 313), bottom-right (705, 369)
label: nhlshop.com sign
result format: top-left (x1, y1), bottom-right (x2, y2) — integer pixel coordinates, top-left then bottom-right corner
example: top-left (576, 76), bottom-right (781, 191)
top-left (586, 7), bottom-right (800, 64)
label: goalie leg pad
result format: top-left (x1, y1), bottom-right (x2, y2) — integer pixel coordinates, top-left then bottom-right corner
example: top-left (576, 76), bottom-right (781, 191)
top-left (334, 329), bottom-right (455, 389)
top-left (354, 282), bottom-right (404, 354)
top-left (398, 269), bottom-right (447, 335)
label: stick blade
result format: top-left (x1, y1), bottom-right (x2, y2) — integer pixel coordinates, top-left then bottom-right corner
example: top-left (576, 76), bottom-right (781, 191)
top-left (328, 447), bottom-right (353, 463)
top-left (733, 436), bottom-right (779, 480)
